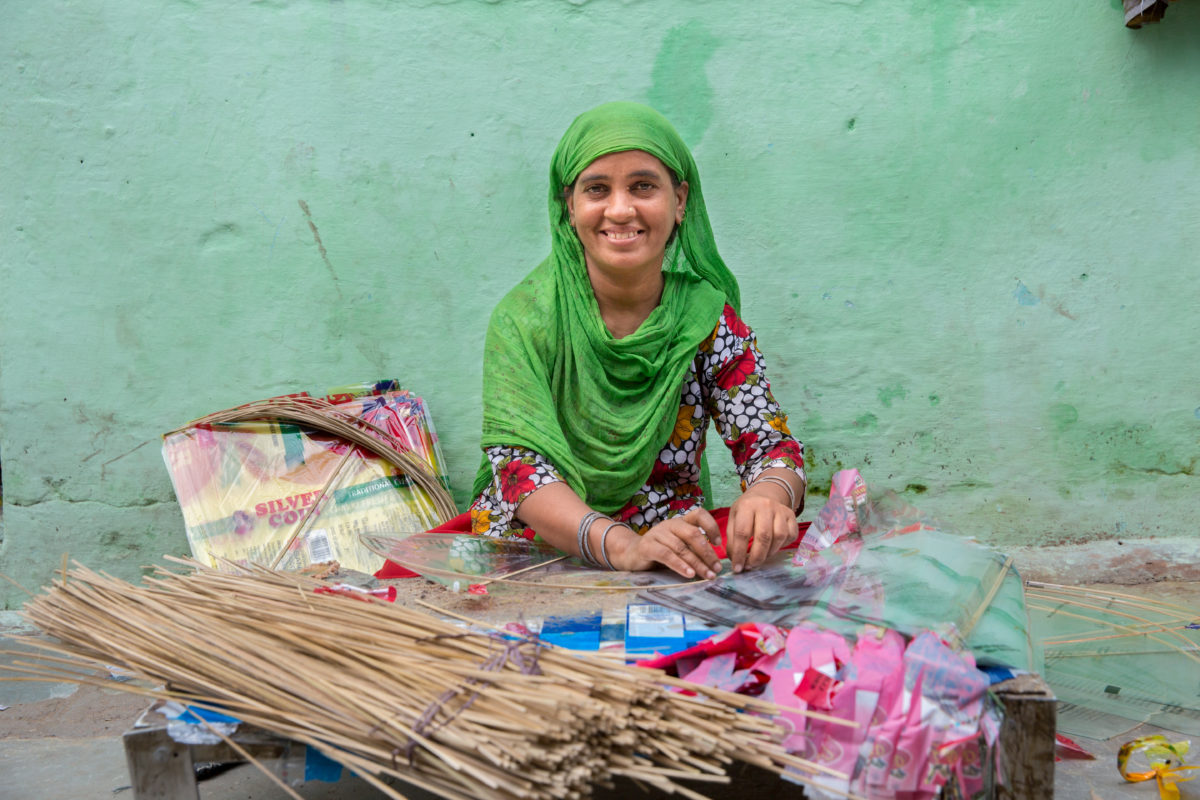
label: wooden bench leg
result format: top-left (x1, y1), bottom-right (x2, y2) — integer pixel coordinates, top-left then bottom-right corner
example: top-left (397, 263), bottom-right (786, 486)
top-left (994, 674), bottom-right (1057, 800)
top-left (123, 726), bottom-right (201, 800)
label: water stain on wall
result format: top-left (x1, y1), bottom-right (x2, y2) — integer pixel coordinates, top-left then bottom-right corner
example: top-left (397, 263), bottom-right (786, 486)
top-left (854, 413), bottom-right (879, 432)
top-left (1048, 407), bottom-right (1195, 478)
top-left (1047, 402), bottom-right (1078, 431)
top-left (647, 21), bottom-right (720, 146)
top-left (877, 383), bottom-right (908, 407)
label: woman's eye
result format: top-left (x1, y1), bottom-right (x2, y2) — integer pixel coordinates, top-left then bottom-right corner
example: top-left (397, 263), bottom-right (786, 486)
top-left (634, 182), bottom-right (655, 192)
top-left (584, 185), bottom-right (607, 195)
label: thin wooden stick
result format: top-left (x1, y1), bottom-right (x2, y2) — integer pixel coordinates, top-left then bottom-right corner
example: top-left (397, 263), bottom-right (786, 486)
top-left (960, 555), bottom-right (1013, 640)
top-left (1044, 623), bottom-right (1198, 646)
top-left (1027, 582), bottom-right (1197, 624)
top-left (1026, 590), bottom-right (1200, 656)
top-left (0, 572), bottom-right (35, 597)
top-left (192, 714), bottom-right (307, 800)
top-left (475, 555), bottom-right (569, 588)
top-left (382, 559), bottom-right (707, 592)
top-left (268, 445), bottom-right (356, 570)
top-left (1025, 580), bottom-right (1197, 619)
top-left (1028, 602), bottom-right (1200, 666)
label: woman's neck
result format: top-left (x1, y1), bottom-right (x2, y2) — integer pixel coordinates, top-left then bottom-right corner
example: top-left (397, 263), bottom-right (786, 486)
top-left (587, 263), bottom-right (665, 339)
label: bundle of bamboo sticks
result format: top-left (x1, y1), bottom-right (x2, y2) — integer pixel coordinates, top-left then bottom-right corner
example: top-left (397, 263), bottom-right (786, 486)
top-left (11, 560), bottom-right (844, 800)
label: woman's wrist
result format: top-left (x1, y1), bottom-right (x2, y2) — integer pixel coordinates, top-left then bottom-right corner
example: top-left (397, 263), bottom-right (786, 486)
top-left (599, 523), bottom-right (641, 571)
top-left (739, 470), bottom-right (806, 513)
top-left (745, 474), bottom-right (795, 511)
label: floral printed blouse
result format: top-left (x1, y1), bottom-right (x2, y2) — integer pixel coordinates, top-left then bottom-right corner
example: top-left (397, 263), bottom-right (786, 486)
top-left (470, 304), bottom-right (806, 537)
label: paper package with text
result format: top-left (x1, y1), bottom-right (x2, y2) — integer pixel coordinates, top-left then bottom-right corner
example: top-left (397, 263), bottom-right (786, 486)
top-left (162, 386), bottom-right (450, 574)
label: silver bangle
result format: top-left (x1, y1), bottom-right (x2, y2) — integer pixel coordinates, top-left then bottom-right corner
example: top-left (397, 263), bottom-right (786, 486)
top-left (577, 511), bottom-right (602, 566)
top-left (598, 520), bottom-right (628, 571)
top-left (750, 474), bottom-right (797, 512)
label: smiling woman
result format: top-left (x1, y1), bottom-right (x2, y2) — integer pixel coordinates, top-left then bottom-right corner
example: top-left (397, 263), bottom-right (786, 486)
top-left (467, 102), bottom-right (807, 579)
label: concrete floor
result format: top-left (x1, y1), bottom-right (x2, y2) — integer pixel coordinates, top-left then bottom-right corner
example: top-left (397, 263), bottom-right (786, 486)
top-left (3, 579), bottom-right (1198, 800)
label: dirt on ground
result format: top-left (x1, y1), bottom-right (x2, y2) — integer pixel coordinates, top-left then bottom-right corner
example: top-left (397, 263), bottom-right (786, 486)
top-left (0, 678), bottom-right (147, 739)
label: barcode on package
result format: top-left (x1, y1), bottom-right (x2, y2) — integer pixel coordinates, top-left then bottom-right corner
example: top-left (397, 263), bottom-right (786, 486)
top-left (307, 529), bottom-right (333, 563)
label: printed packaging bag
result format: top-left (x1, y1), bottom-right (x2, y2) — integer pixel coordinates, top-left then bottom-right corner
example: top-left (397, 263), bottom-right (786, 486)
top-left (162, 382), bottom-right (450, 574)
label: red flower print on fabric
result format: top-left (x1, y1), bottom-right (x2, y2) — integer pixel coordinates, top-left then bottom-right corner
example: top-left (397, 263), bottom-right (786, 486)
top-left (766, 440), bottom-right (805, 468)
top-left (498, 460), bottom-right (537, 504)
top-left (723, 304), bottom-right (751, 338)
top-left (614, 502), bottom-right (640, 523)
top-left (648, 459), bottom-right (674, 485)
top-left (715, 346), bottom-right (757, 390)
top-left (727, 431), bottom-right (759, 466)
top-left (668, 496), bottom-right (698, 513)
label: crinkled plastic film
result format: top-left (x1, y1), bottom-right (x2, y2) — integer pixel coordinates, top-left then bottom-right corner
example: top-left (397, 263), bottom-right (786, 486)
top-left (162, 385), bottom-right (450, 574)
top-left (643, 498), bottom-right (1034, 670)
top-left (1028, 583), bottom-right (1200, 738)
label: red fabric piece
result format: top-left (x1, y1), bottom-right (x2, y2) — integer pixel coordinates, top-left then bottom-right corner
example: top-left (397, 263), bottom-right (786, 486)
top-left (1054, 733), bottom-right (1096, 761)
top-left (374, 509), bottom-right (811, 579)
top-left (636, 622), bottom-right (792, 672)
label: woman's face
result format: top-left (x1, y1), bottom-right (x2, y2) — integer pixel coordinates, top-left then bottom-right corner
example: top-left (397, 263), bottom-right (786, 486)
top-left (565, 150), bottom-right (688, 283)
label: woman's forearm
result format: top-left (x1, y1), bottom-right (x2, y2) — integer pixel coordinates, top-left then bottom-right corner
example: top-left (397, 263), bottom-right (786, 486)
top-left (514, 481), bottom-right (601, 559)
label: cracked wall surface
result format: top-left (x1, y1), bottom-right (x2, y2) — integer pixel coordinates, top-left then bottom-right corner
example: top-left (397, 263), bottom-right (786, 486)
top-left (2, 2), bottom-right (1199, 607)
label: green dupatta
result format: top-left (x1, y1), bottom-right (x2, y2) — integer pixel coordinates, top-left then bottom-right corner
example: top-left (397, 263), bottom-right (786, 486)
top-left (473, 102), bottom-right (741, 515)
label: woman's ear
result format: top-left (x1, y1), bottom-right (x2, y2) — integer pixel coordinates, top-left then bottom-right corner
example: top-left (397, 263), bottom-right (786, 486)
top-left (675, 181), bottom-right (689, 224)
top-left (564, 189), bottom-right (575, 224)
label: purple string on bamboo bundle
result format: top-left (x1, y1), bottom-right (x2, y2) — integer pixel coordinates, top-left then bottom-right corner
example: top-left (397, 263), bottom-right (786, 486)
top-left (395, 632), bottom-right (545, 767)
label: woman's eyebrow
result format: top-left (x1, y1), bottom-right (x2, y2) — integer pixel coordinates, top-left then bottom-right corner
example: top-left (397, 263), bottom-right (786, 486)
top-left (577, 169), bottom-right (664, 183)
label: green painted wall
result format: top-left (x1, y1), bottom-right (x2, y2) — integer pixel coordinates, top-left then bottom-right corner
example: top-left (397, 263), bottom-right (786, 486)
top-left (2, 1), bottom-right (1197, 607)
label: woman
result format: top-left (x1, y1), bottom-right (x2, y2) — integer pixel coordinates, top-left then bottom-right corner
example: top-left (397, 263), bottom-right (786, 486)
top-left (469, 101), bottom-right (806, 579)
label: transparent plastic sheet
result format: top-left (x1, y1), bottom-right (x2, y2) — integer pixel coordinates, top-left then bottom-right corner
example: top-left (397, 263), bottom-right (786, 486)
top-left (642, 498), bottom-right (1034, 670)
top-left (360, 532), bottom-right (696, 591)
top-left (1027, 583), bottom-right (1200, 738)
top-left (162, 385), bottom-right (450, 575)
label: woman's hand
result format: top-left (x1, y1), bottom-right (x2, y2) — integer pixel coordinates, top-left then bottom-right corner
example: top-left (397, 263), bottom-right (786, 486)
top-left (727, 483), bottom-right (798, 573)
top-left (607, 508), bottom-right (723, 580)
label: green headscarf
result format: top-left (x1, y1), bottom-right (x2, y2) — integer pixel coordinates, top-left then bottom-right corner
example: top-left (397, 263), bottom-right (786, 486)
top-left (473, 101), bottom-right (741, 514)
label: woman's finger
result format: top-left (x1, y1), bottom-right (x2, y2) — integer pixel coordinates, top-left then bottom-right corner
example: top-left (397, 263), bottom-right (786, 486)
top-left (726, 506), bottom-right (752, 573)
top-left (670, 522), bottom-right (721, 578)
top-left (681, 507), bottom-right (721, 546)
top-left (674, 513), bottom-right (722, 574)
top-left (648, 529), bottom-right (716, 580)
top-left (746, 506), bottom-right (774, 569)
top-left (772, 509), bottom-right (794, 557)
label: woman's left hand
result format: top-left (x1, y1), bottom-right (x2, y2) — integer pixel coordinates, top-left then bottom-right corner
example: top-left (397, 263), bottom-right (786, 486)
top-left (726, 488), bottom-right (797, 573)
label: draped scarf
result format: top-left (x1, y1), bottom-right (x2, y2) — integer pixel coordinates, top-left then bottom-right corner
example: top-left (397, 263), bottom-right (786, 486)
top-left (473, 101), bottom-right (741, 514)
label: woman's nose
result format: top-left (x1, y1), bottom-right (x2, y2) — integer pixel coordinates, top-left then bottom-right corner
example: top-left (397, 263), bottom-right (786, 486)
top-left (605, 193), bottom-right (635, 220)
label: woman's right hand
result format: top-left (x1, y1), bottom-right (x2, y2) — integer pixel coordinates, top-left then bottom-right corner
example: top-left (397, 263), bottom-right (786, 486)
top-left (608, 508), bottom-right (723, 580)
